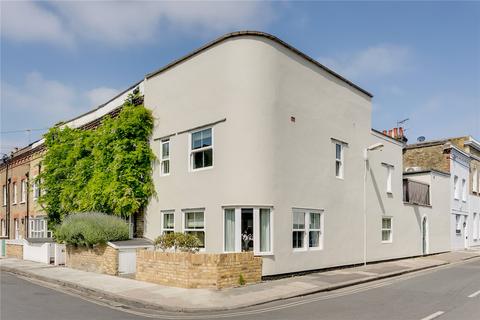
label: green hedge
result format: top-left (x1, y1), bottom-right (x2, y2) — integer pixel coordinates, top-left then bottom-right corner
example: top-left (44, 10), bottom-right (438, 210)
top-left (55, 212), bottom-right (129, 247)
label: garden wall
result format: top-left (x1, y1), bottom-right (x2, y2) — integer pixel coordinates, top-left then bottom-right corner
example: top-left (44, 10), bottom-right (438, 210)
top-left (6, 240), bottom-right (23, 259)
top-left (136, 250), bottom-right (262, 289)
top-left (66, 244), bottom-right (118, 275)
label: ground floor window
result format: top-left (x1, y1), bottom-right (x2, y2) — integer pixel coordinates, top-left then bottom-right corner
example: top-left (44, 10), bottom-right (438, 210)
top-left (183, 210), bottom-right (205, 248)
top-left (473, 212), bottom-right (479, 240)
top-left (381, 217), bottom-right (392, 243)
top-left (29, 218), bottom-right (47, 238)
top-left (455, 214), bottom-right (461, 234)
top-left (292, 209), bottom-right (324, 251)
top-left (1, 219), bottom-right (5, 236)
top-left (223, 207), bottom-right (272, 255)
top-left (162, 211), bottom-right (174, 234)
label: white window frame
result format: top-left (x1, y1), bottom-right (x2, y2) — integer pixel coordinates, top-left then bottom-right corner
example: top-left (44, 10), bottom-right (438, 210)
top-left (473, 212), bottom-right (479, 240)
top-left (222, 207), bottom-right (273, 256)
top-left (12, 182), bottom-right (17, 205)
top-left (473, 168), bottom-right (479, 193)
top-left (14, 218), bottom-right (19, 239)
top-left (20, 179), bottom-right (26, 203)
top-left (292, 208), bottom-right (324, 252)
top-left (461, 178), bottom-right (467, 202)
top-left (455, 214), bottom-right (461, 234)
top-left (454, 176), bottom-right (459, 200)
top-left (335, 143), bottom-right (344, 179)
top-left (381, 217), bottom-right (393, 243)
top-left (189, 127), bottom-right (214, 172)
top-left (29, 217), bottom-right (47, 238)
top-left (161, 210), bottom-right (175, 234)
top-left (182, 210), bottom-right (205, 249)
top-left (383, 164), bottom-right (394, 194)
top-left (33, 177), bottom-right (40, 201)
top-left (160, 139), bottom-right (170, 176)
top-left (2, 185), bottom-right (6, 206)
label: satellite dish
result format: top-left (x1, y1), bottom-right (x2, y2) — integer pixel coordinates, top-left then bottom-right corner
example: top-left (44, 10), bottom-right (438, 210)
top-left (417, 136), bottom-right (425, 142)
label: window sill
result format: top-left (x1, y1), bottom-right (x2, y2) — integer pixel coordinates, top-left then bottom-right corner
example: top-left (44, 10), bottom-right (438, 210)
top-left (20, 201), bottom-right (26, 204)
top-left (12, 203), bottom-right (17, 206)
top-left (335, 176), bottom-right (344, 180)
top-left (254, 252), bottom-right (274, 257)
top-left (381, 241), bottom-right (393, 244)
top-left (190, 166), bottom-right (213, 173)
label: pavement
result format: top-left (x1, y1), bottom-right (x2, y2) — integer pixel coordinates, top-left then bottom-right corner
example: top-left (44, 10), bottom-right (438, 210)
top-left (1, 250), bottom-right (479, 313)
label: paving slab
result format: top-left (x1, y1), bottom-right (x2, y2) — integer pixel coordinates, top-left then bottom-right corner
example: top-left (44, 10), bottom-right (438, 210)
top-left (1, 249), bottom-right (479, 312)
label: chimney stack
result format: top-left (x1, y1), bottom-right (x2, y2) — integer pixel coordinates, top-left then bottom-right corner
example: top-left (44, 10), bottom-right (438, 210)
top-left (382, 126), bottom-right (408, 143)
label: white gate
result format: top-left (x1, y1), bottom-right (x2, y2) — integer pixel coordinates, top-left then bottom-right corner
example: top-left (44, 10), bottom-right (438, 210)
top-left (118, 248), bottom-right (137, 274)
top-left (54, 243), bottom-right (66, 265)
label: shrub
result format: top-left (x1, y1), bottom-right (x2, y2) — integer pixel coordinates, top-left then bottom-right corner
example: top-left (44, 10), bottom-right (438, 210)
top-left (238, 274), bottom-right (246, 286)
top-left (154, 232), bottom-right (201, 253)
top-left (55, 212), bottom-right (129, 247)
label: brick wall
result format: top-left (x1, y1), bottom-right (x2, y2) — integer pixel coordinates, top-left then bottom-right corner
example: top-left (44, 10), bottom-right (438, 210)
top-left (136, 250), bottom-right (262, 289)
top-left (403, 144), bottom-right (450, 173)
top-left (66, 244), bottom-right (118, 275)
top-left (6, 243), bottom-right (23, 259)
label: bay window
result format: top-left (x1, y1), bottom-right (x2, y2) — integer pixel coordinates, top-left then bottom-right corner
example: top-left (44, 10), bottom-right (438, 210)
top-left (29, 218), bottom-right (47, 238)
top-left (190, 128), bottom-right (213, 170)
top-left (223, 207), bottom-right (272, 255)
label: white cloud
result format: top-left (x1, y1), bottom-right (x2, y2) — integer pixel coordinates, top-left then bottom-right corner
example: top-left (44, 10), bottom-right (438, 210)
top-left (86, 87), bottom-right (119, 107)
top-left (1, 1), bottom-right (276, 47)
top-left (1, 72), bottom-right (118, 151)
top-left (319, 44), bottom-right (412, 80)
top-left (0, 1), bottom-right (73, 47)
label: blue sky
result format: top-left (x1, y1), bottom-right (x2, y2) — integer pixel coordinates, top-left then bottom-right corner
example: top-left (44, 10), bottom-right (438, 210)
top-left (1, 1), bottom-right (479, 154)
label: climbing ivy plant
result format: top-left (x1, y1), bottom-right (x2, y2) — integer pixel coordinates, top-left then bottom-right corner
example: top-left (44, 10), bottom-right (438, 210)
top-left (38, 92), bottom-right (155, 228)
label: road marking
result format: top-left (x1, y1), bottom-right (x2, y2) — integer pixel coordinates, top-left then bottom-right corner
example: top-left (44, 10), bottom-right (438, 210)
top-left (421, 311), bottom-right (444, 320)
top-left (468, 289), bottom-right (480, 298)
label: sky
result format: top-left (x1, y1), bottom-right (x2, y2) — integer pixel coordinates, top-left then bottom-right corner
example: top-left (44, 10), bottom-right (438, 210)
top-left (1, 1), bottom-right (479, 155)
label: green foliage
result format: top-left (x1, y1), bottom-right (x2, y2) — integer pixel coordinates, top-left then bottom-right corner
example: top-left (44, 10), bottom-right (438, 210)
top-left (38, 92), bottom-right (155, 227)
top-left (55, 212), bottom-right (129, 247)
top-left (238, 274), bottom-right (246, 286)
top-left (153, 232), bottom-right (201, 253)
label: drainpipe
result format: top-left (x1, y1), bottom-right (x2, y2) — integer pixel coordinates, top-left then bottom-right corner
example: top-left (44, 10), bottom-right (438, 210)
top-left (4, 156), bottom-right (10, 239)
top-left (25, 172), bottom-right (29, 239)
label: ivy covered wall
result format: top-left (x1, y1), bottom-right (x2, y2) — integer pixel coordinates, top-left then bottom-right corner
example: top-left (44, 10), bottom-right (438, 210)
top-left (38, 93), bottom-right (155, 228)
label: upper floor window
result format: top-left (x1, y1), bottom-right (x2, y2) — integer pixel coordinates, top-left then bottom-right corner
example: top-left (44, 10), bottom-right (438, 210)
top-left (403, 179), bottom-right (430, 206)
top-left (190, 128), bottom-right (213, 170)
top-left (2, 185), bottom-right (6, 206)
top-left (33, 178), bottom-right (41, 200)
top-left (335, 143), bottom-right (344, 178)
top-left (12, 182), bottom-right (17, 204)
top-left (462, 179), bottom-right (467, 202)
top-left (20, 179), bottom-right (26, 203)
top-left (160, 140), bottom-right (170, 176)
top-left (473, 168), bottom-right (479, 193)
top-left (454, 175), bottom-right (459, 199)
top-left (384, 164), bottom-right (393, 194)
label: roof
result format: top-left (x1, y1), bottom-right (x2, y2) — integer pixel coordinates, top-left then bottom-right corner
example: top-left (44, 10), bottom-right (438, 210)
top-left (403, 169), bottom-right (450, 177)
top-left (404, 136), bottom-right (469, 150)
top-left (146, 30), bottom-right (373, 98)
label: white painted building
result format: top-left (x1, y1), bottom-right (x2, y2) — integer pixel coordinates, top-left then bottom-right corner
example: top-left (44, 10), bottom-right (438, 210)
top-left (142, 31), bottom-right (452, 276)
